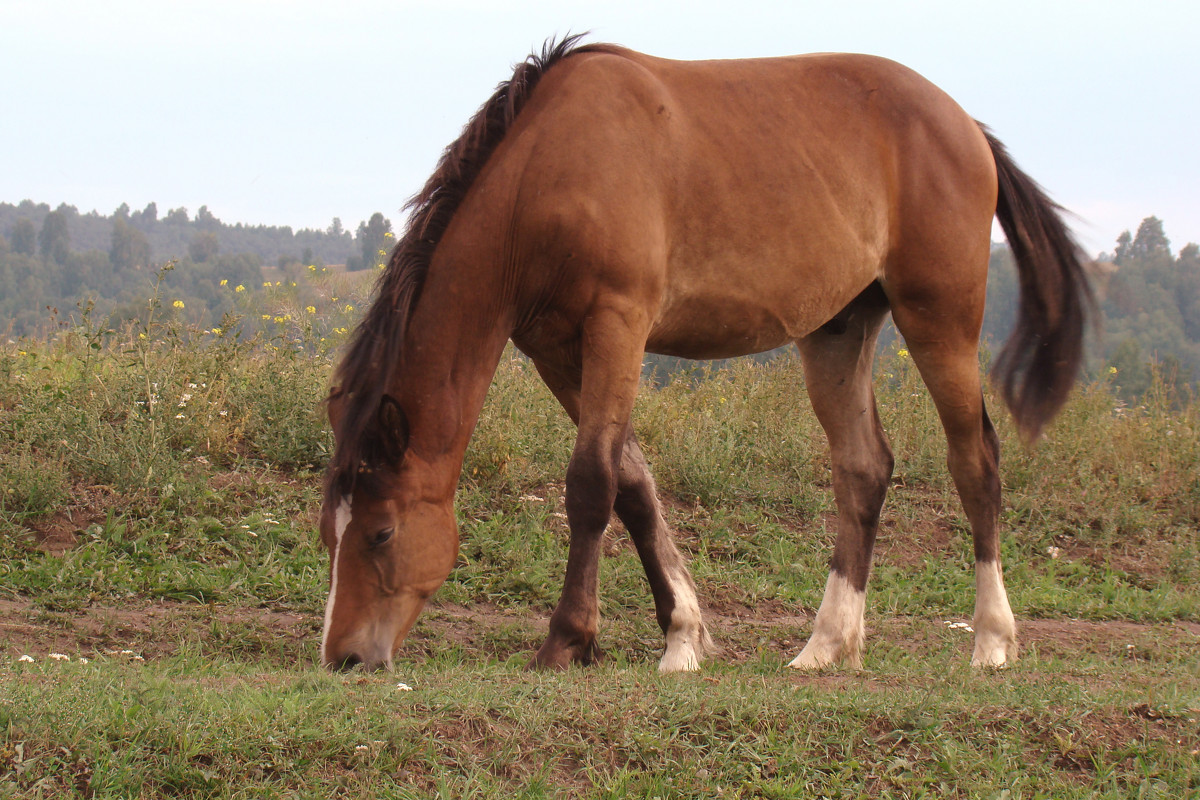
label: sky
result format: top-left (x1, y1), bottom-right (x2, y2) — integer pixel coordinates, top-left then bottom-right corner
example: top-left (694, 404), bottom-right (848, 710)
top-left (2, 0), bottom-right (1198, 257)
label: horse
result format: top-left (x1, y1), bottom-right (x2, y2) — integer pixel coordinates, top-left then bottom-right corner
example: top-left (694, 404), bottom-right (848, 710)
top-left (318, 35), bottom-right (1091, 672)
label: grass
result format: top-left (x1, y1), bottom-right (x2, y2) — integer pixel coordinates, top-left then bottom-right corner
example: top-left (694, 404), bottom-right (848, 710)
top-left (1, 281), bottom-right (1198, 797)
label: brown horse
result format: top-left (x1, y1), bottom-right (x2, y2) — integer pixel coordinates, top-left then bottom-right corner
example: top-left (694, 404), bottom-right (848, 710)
top-left (318, 36), bottom-right (1091, 672)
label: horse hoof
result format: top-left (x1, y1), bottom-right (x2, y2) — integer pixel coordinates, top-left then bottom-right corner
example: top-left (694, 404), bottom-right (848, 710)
top-left (527, 639), bottom-right (604, 670)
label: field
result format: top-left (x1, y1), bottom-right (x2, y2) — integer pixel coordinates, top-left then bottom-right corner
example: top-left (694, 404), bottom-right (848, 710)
top-left (1, 282), bottom-right (1198, 798)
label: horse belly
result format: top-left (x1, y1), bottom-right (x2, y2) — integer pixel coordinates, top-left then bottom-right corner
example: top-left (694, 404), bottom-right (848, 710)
top-left (646, 285), bottom-right (842, 360)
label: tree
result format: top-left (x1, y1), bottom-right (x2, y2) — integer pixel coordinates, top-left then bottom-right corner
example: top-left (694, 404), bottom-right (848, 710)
top-left (10, 218), bottom-right (36, 256)
top-left (38, 210), bottom-right (70, 265)
top-left (196, 205), bottom-right (219, 231)
top-left (1116, 216), bottom-right (1171, 265)
top-left (188, 231), bottom-right (219, 263)
top-left (327, 217), bottom-right (344, 238)
top-left (355, 212), bottom-right (392, 271)
top-left (114, 203), bottom-right (131, 220)
top-left (111, 217), bottom-right (151, 270)
top-left (166, 207), bottom-right (189, 225)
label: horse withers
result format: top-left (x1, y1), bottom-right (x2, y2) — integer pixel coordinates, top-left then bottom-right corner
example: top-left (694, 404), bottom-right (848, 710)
top-left (318, 37), bottom-right (1091, 672)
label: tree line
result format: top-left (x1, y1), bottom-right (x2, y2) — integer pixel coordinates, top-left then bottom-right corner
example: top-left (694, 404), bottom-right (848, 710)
top-left (0, 201), bottom-right (397, 334)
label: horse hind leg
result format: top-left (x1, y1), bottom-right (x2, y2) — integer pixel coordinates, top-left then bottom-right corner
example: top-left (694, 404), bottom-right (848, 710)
top-left (614, 434), bottom-right (712, 672)
top-left (889, 295), bottom-right (1017, 667)
top-left (790, 286), bottom-right (893, 669)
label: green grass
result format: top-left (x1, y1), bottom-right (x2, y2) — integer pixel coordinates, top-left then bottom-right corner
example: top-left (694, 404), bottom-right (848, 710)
top-left (3, 639), bottom-right (1196, 799)
top-left (1, 292), bottom-right (1198, 797)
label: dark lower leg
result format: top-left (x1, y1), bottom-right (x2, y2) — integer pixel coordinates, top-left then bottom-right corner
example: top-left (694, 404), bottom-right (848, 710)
top-left (530, 440), bottom-right (619, 669)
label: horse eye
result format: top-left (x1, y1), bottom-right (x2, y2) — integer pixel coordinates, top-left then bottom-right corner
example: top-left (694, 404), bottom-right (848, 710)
top-left (370, 527), bottom-right (394, 548)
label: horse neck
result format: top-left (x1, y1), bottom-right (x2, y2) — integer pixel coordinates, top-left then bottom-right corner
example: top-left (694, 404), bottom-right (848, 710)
top-left (392, 254), bottom-right (514, 491)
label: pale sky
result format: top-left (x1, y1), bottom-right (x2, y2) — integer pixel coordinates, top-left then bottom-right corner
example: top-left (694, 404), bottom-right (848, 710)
top-left (3, 0), bottom-right (1197, 257)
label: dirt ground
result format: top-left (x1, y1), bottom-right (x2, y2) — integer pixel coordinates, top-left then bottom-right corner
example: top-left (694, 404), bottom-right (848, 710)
top-left (3, 595), bottom-right (1197, 672)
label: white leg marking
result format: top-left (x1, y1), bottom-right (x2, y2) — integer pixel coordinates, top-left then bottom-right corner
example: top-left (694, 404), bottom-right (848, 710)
top-left (789, 572), bottom-right (866, 669)
top-left (320, 498), bottom-right (352, 665)
top-left (972, 559), bottom-right (1017, 667)
top-left (658, 570), bottom-right (707, 673)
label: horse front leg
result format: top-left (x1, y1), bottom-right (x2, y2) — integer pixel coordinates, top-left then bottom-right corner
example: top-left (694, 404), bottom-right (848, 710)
top-left (528, 303), bottom-right (650, 669)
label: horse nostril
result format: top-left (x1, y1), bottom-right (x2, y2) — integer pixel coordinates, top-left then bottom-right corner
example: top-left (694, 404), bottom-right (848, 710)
top-left (333, 653), bottom-right (362, 672)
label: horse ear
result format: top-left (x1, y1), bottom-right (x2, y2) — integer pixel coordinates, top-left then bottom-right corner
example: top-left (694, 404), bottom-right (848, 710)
top-left (376, 394), bottom-right (410, 463)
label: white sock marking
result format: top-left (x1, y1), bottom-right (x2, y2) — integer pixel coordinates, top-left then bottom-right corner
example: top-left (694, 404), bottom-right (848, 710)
top-left (789, 571), bottom-right (866, 669)
top-left (972, 559), bottom-right (1017, 667)
top-left (320, 497), bottom-right (352, 665)
top-left (659, 570), bottom-right (706, 673)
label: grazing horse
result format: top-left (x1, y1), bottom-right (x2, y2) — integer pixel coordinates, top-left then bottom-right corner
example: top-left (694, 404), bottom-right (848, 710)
top-left (318, 36), bottom-right (1091, 672)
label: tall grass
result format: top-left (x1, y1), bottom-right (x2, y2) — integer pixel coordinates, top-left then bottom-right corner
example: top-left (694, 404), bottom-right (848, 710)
top-left (0, 285), bottom-right (1195, 627)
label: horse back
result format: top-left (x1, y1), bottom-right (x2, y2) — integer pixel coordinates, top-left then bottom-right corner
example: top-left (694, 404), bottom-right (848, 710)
top-left (454, 48), bottom-right (997, 360)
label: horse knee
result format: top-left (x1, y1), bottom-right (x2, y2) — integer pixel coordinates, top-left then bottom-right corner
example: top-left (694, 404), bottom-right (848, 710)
top-left (565, 447), bottom-right (620, 533)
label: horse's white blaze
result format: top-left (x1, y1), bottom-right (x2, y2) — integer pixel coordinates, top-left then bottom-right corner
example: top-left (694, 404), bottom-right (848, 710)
top-left (320, 498), bottom-right (352, 665)
top-left (971, 559), bottom-right (1017, 667)
top-left (789, 572), bottom-right (866, 669)
top-left (659, 570), bottom-right (704, 673)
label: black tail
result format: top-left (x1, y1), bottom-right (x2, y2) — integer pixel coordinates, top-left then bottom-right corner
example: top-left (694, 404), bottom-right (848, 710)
top-left (982, 125), bottom-right (1094, 441)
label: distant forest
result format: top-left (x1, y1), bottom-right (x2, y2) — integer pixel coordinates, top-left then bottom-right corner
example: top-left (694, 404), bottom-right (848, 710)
top-left (0, 200), bottom-right (395, 334)
top-left (1, 200), bottom-right (1197, 399)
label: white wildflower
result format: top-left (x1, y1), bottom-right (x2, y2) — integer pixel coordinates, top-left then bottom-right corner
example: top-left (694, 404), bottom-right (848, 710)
top-left (1047, 546), bottom-right (1061, 559)
top-left (396, 682), bottom-right (413, 692)
top-left (17, 654), bottom-right (34, 662)
top-left (48, 653), bottom-right (70, 661)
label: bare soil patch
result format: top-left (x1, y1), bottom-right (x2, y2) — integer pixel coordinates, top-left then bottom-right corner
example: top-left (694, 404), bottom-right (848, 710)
top-left (20, 484), bottom-right (120, 556)
top-left (3, 595), bottom-right (1197, 674)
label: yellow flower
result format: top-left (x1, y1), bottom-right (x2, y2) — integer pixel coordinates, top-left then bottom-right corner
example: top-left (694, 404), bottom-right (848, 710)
top-left (261, 314), bottom-right (271, 320)
top-left (383, 232), bottom-right (394, 239)
top-left (1109, 366), bottom-right (1118, 375)
top-left (307, 265), bottom-right (316, 272)
top-left (343, 304), bottom-right (354, 313)
top-left (219, 279), bottom-right (228, 286)
top-left (173, 300), bottom-right (185, 309)
top-left (275, 281), bottom-right (281, 287)
top-left (306, 305), bottom-right (316, 314)
top-left (211, 327), bottom-right (222, 335)
top-left (138, 333), bottom-right (147, 340)
top-left (263, 281), bottom-right (272, 288)
top-left (897, 348), bottom-right (909, 359)
top-left (235, 284), bottom-right (245, 293)
top-left (274, 316), bottom-right (285, 324)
